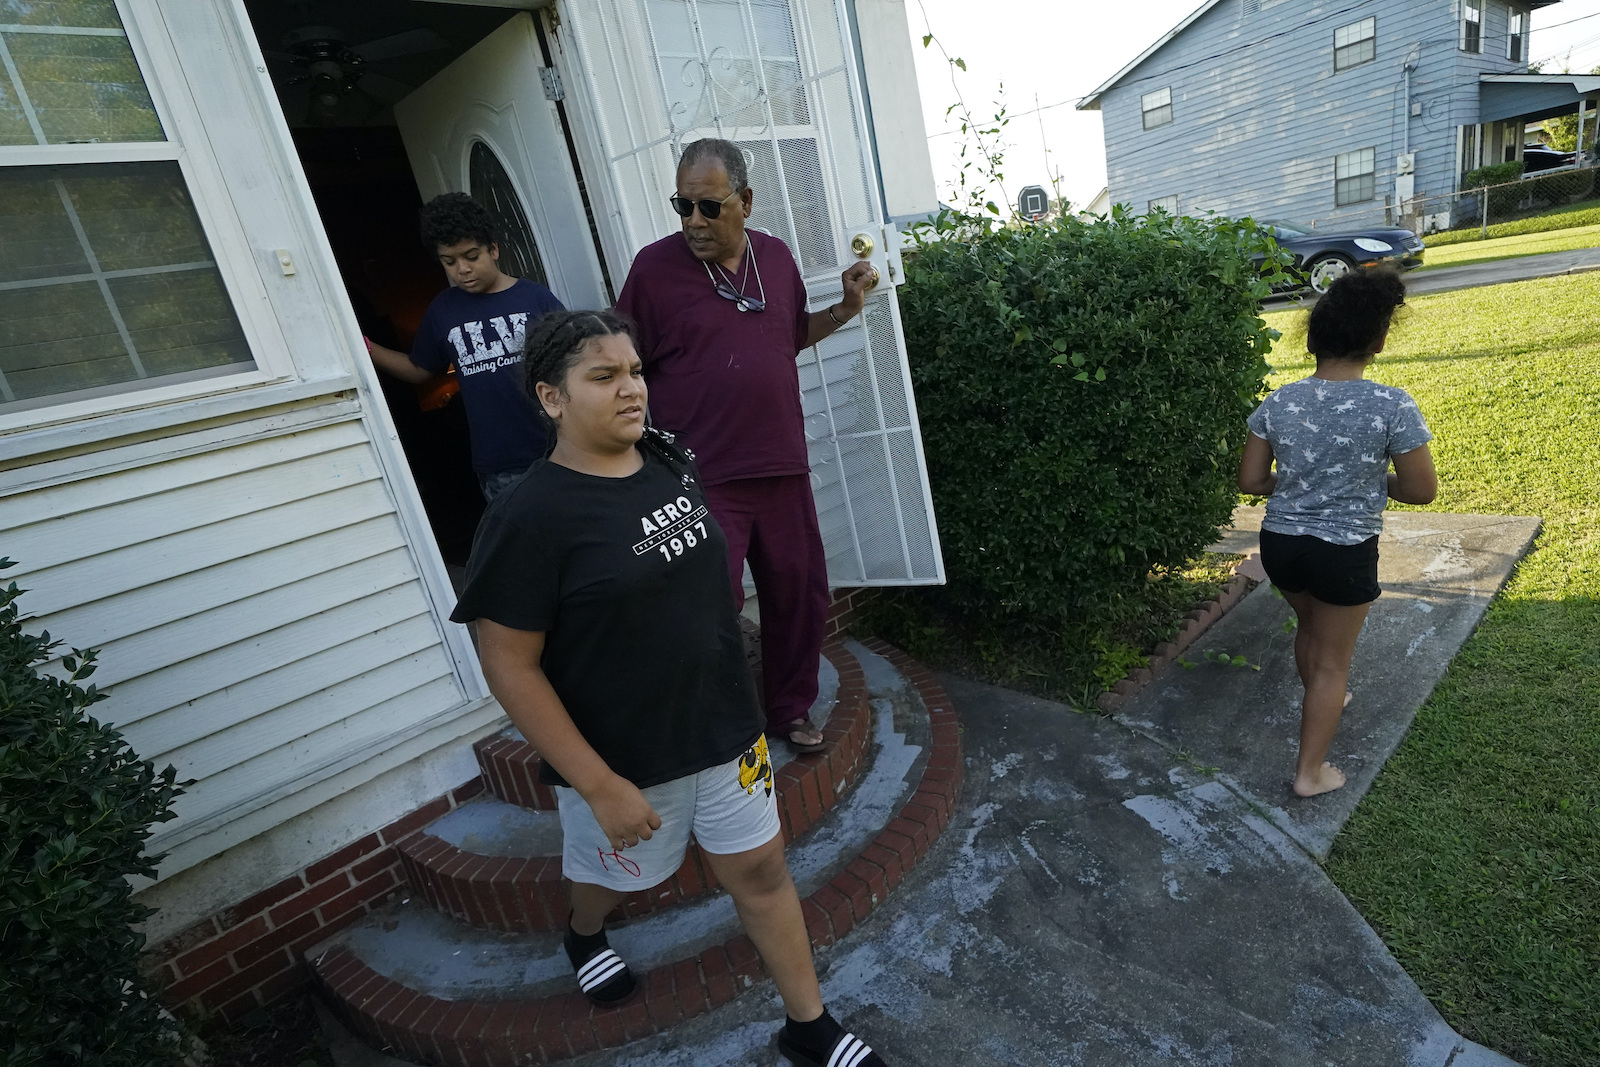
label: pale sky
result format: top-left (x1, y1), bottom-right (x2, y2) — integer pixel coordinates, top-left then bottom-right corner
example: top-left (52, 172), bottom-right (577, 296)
top-left (905, 0), bottom-right (1600, 212)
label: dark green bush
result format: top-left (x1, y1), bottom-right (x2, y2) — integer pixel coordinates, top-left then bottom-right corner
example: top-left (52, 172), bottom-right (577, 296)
top-left (0, 559), bottom-right (186, 1066)
top-left (1464, 161), bottom-right (1525, 189)
top-left (1464, 161), bottom-right (1527, 217)
top-left (897, 207), bottom-right (1282, 628)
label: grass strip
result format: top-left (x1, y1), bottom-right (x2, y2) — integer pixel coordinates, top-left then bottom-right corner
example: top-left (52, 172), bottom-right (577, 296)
top-left (1422, 196), bottom-right (1600, 247)
top-left (1263, 273), bottom-right (1600, 1067)
top-left (1416, 221), bottom-right (1600, 271)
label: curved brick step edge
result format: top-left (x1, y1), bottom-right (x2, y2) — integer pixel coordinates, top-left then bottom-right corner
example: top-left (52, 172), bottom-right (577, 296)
top-left (1095, 558), bottom-right (1263, 715)
top-left (399, 639), bottom-right (872, 934)
top-left (311, 642), bottom-right (962, 1067)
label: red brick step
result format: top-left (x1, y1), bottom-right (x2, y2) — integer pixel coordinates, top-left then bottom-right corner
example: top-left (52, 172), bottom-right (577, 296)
top-left (309, 641), bottom-right (962, 1066)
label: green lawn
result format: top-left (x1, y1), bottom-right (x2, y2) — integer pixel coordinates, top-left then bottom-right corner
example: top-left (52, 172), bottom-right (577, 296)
top-left (1423, 196), bottom-right (1600, 247)
top-left (1263, 274), bottom-right (1600, 1067)
top-left (1417, 221), bottom-right (1600, 271)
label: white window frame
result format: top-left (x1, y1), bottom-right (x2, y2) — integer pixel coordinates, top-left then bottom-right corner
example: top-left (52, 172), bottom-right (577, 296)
top-left (1334, 17), bottom-right (1376, 72)
top-left (1507, 8), bottom-right (1526, 62)
top-left (0, 0), bottom-right (296, 438)
top-left (648, 0), bottom-right (848, 275)
top-left (1461, 0), bottom-right (1483, 53)
top-left (1335, 147), bottom-right (1377, 206)
top-left (1148, 194), bottom-right (1179, 214)
top-left (1142, 87), bottom-right (1174, 130)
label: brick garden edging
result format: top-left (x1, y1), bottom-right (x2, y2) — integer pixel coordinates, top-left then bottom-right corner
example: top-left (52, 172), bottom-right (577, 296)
top-left (397, 640), bottom-right (873, 934)
top-left (1094, 557), bottom-right (1263, 715)
top-left (311, 641), bottom-right (963, 1066)
top-left (144, 777), bottom-right (487, 1024)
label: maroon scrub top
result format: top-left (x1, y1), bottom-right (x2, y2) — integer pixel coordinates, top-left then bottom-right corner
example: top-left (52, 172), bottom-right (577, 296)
top-left (616, 229), bottom-right (812, 487)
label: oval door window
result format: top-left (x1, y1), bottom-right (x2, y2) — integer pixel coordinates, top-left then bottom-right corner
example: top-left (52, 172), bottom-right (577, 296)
top-left (468, 141), bottom-right (549, 289)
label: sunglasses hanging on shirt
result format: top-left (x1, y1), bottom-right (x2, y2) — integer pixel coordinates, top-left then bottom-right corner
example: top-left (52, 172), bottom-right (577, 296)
top-left (700, 233), bottom-right (766, 313)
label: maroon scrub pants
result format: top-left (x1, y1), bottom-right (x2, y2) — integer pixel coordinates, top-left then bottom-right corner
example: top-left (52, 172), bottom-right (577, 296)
top-left (703, 473), bottom-right (829, 737)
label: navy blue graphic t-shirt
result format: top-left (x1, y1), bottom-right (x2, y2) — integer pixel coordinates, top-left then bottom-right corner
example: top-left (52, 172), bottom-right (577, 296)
top-left (411, 278), bottom-right (564, 474)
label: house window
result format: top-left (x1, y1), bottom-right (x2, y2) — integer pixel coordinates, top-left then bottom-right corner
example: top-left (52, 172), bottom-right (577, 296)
top-left (1462, 0), bottom-right (1482, 53)
top-left (1334, 17), bottom-right (1377, 71)
top-left (1148, 195), bottom-right (1179, 215)
top-left (648, 0), bottom-right (836, 269)
top-left (1141, 87), bottom-right (1173, 130)
top-left (1335, 147), bottom-right (1376, 206)
top-left (1507, 9), bottom-right (1526, 62)
top-left (0, 7), bottom-right (254, 413)
top-left (1460, 125), bottom-right (1480, 177)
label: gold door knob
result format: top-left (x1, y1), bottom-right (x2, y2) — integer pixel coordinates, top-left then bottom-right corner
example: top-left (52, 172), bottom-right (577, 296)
top-left (850, 233), bottom-right (875, 258)
top-left (863, 266), bottom-right (879, 290)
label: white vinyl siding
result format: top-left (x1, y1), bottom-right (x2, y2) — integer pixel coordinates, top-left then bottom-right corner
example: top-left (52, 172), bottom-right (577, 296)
top-left (1335, 147), bottom-right (1376, 205)
top-left (1333, 17), bottom-right (1376, 72)
top-left (1, 414), bottom-right (474, 874)
top-left (1141, 86), bottom-right (1173, 129)
top-left (1462, 0), bottom-right (1483, 53)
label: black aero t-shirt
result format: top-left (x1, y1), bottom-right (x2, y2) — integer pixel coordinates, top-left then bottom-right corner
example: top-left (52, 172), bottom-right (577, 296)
top-left (450, 441), bottom-right (762, 788)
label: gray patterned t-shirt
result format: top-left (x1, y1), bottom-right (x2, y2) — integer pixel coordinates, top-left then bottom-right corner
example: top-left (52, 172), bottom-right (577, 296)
top-left (1247, 376), bottom-right (1432, 545)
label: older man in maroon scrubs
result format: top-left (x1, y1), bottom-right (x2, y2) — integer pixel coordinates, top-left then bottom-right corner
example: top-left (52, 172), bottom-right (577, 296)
top-left (616, 138), bottom-right (875, 751)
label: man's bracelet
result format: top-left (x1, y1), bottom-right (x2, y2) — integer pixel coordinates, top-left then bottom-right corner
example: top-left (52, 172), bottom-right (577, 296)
top-left (827, 304), bottom-right (847, 326)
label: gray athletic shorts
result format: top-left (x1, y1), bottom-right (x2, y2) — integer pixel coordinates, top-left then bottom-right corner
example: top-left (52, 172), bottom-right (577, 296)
top-left (558, 735), bottom-right (780, 891)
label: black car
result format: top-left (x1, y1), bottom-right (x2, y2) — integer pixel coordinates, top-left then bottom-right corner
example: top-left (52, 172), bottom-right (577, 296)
top-left (1262, 220), bottom-right (1425, 294)
top-left (1523, 144), bottom-right (1576, 172)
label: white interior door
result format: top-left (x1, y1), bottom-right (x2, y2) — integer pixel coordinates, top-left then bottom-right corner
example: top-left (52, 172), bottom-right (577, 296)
top-left (548, 0), bottom-right (944, 586)
top-left (394, 12), bottom-right (608, 310)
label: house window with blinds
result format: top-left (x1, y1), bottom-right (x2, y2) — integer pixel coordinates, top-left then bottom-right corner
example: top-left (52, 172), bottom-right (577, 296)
top-left (1334, 17), bottom-right (1376, 72)
top-left (1334, 147), bottom-right (1376, 206)
top-left (0, 1), bottom-right (253, 414)
top-left (1461, 0), bottom-right (1483, 54)
top-left (1141, 87), bottom-right (1173, 130)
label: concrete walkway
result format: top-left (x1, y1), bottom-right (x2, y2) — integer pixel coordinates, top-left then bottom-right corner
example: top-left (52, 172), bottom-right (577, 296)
top-left (1264, 243), bottom-right (1600, 310)
top-left (560, 510), bottom-right (1538, 1067)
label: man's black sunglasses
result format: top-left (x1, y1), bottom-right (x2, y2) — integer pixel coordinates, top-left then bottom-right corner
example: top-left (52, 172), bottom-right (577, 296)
top-left (669, 191), bottom-right (739, 220)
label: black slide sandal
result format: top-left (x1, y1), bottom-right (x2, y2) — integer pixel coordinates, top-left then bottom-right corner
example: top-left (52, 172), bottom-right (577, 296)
top-left (564, 927), bottom-right (637, 1006)
top-left (778, 1027), bottom-right (886, 1067)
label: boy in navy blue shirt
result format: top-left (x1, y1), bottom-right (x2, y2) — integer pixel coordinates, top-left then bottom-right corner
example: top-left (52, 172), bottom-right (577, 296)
top-left (367, 193), bottom-right (564, 500)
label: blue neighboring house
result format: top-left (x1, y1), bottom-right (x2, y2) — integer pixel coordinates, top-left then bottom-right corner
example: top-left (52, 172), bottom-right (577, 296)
top-left (1078, 0), bottom-right (1600, 231)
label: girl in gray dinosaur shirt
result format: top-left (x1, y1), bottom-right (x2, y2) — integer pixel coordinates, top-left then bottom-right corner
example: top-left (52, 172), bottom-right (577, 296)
top-left (1238, 269), bottom-right (1437, 798)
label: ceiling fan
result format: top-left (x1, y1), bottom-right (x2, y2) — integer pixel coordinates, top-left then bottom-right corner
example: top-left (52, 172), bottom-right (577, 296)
top-left (264, 24), bottom-right (449, 125)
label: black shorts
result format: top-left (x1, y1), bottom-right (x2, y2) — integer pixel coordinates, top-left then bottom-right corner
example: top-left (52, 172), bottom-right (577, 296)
top-left (1258, 529), bottom-right (1380, 606)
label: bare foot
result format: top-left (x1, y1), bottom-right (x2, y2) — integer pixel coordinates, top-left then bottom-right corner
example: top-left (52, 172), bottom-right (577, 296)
top-left (1292, 762), bottom-right (1347, 797)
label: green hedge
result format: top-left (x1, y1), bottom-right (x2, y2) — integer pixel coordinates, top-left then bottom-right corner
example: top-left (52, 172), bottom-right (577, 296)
top-left (898, 208), bottom-right (1281, 627)
top-left (1464, 161), bottom-right (1527, 217)
top-left (0, 560), bottom-right (186, 1066)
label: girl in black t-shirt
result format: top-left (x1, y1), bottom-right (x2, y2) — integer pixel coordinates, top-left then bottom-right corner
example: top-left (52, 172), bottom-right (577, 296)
top-left (451, 310), bottom-right (887, 1067)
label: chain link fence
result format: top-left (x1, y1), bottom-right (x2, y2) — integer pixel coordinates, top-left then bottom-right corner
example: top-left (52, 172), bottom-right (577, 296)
top-left (1406, 164), bottom-right (1598, 239)
top-left (1301, 165), bottom-right (1599, 240)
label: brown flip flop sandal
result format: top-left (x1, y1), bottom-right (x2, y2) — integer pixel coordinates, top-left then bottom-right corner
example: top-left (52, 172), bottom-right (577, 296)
top-left (784, 717), bottom-right (828, 753)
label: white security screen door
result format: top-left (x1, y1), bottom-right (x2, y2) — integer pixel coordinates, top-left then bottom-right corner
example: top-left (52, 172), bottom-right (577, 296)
top-left (394, 13), bottom-right (608, 310)
top-left (551, 0), bottom-right (944, 585)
